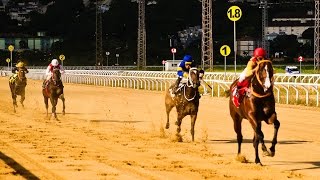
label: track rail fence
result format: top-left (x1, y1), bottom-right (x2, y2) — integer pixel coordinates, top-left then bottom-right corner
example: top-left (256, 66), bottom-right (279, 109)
top-left (0, 69), bottom-right (319, 107)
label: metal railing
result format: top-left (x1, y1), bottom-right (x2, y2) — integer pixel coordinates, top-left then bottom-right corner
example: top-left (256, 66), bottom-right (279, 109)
top-left (1, 69), bottom-right (319, 107)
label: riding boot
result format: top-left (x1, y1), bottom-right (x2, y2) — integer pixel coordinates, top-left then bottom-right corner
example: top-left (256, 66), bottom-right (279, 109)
top-left (232, 85), bottom-right (241, 108)
top-left (173, 77), bottom-right (182, 94)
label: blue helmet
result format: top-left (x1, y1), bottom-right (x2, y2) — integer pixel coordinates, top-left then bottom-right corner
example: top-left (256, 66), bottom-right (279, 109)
top-left (183, 55), bottom-right (192, 65)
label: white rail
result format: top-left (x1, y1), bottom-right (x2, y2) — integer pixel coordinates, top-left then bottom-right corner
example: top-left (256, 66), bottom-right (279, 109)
top-left (1, 70), bottom-right (319, 107)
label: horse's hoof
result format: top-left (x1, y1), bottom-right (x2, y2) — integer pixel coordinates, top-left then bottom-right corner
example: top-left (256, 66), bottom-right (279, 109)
top-left (255, 159), bottom-right (263, 166)
top-left (165, 124), bottom-right (169, 129)
top-left (175, 133), bottom-right (183, 142)
top-left (263, 150), bottom-right (271, 157)
top-left (270, 151), bottom-right (275, 157)
top-left (62, 112), bottom-right (65, 115)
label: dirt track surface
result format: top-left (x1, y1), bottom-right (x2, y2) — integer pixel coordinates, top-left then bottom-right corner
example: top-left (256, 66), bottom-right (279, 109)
top-left (0, 77), bottom-right (319, 179)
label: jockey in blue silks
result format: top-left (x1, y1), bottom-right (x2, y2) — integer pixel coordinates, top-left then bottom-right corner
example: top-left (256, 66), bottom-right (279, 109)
top-left (173, 54), bottom-right (200, 93)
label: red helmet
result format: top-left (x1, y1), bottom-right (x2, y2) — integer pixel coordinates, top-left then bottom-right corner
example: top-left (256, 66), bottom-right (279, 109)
top-left (253, 47), bottom-right (266, 58)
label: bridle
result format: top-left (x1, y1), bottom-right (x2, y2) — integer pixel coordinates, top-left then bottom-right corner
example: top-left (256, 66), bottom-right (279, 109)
top-left (183, 68), bottom-right (199, 101)
top-left (17, 69), bottom-right (26, 82)
top-left (51, 69), bottom-right (61, 85)
top-left (251, 60), bottom-right (273, 98)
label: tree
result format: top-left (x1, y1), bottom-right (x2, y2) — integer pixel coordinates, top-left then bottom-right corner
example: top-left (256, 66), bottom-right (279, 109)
top-left (269, 35), bottom-right (301, 60)
top-left (302, 28), bottom-right (313, 39)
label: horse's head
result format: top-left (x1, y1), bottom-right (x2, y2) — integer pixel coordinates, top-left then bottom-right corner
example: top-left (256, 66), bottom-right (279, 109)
top-left (252, 60), bottom-right (274, 94)
top-left (17, 68), bottom-right (26, 80)
top-left (187, 68), bottom-right (200, 89)
top-left (52, 68), bottom-right (61, 84)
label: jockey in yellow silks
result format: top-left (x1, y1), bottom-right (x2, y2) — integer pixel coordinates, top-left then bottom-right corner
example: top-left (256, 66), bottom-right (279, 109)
top-left (9, 61), bottom-right (28, 83)
top-left (232, 47), bottom-right (266, 108)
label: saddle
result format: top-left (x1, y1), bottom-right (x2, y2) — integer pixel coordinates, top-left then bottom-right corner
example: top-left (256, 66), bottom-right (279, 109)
top-left (169, 82), bottom-right (186, 98)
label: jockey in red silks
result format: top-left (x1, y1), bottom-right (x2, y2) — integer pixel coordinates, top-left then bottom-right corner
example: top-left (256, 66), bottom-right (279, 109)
top-left (42, 59), bottom-right (65, 88)
top-left (232, 47), bottom-right (266, 108)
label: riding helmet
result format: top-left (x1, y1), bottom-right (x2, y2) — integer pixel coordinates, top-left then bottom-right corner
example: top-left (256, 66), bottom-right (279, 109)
top-left (51, 59), bottom-right (59, 66)
top-left (183, 55), bottom-right (192, 65)
top-left (16, 62), bottom-right (24, 67)
top-left (253, 48), bottom-right (266, 58)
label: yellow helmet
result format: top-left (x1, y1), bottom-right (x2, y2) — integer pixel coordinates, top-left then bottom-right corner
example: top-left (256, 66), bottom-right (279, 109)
top-left (16, 62), bottom-right (25, 68)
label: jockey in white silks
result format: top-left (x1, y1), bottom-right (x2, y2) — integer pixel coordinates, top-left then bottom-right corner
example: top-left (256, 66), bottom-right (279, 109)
top-left (43, 59), bottom-right (65, 88)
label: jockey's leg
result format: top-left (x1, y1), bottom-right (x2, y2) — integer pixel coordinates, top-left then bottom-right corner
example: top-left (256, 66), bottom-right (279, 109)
top-left (173, 77), bottom-right (182, 93)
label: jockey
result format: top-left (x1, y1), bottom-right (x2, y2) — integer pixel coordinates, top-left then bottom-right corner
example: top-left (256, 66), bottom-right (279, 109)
top-left (172, 54), bottom-right (195, 93)
top-left (42, 59), bottom-right (65, 88)
top-left (232, 47), bottom-right (266, 108)
top-left (171, 54), bottom-right (205, 97)
top-left (10, 61), bottom-right (28, 82)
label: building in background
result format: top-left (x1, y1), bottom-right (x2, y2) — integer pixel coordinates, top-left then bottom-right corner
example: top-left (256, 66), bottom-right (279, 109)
top-left (0, 32), bottom-right (62, 52)
top-left (237, 36), bottom-right (261, 56)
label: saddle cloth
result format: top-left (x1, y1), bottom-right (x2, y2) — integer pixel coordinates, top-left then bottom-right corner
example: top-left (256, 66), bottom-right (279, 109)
top-left (232, 81), bottom-right (251, 107)
top-left (9, 74), bottom-right (18, 84)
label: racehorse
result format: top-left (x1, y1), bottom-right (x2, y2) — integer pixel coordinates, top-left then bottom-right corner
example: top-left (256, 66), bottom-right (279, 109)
top-left (9, 68), bottom-right (28, 113)
top-left (42, 68), bottom-right (65, 119)
top-left (228, 60), bottom-right (280, 165)
top-left (165, 68), bottom-right (201, 142)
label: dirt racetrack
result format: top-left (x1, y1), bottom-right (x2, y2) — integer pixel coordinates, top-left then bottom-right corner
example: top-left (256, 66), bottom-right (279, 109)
top-left (0, 77), bottom-right (319, 180)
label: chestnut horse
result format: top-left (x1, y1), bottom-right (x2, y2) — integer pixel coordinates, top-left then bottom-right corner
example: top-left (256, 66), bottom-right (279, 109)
top-left (228, 60), bottom-right (280, 165)
top-left (9, 68), bottom-right (28, 113)
top-left (42, 68), bottom-right (65, 119)
top-left (165, 68), bottom-right (201, 142)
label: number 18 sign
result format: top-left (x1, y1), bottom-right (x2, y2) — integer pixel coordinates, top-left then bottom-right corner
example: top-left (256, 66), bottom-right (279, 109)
top-left (227, 6), bottom-right (242, 22)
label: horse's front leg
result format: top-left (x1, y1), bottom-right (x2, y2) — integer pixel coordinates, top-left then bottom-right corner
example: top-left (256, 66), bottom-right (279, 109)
top-left (60, 94), bottom-right (65, 115)
top-left (248, 116), bottom-right (263, 165)
top-left (175, 113), bottom-right (184, 142)
top-left (254, 121), bottom-right (265, 165)
top-left (12, 93), bottom-right (17, 113)
top-left (165, 104), bottom-right (174, 129)
top-left (50, 97), bottom-right (58, 119)
top-left (266, 113), bottom-right (280, 157)
top-left (269, 119), bottom-right (280, 157)
top-left (20, 89), bottom-right (25, 108)
top-left (44, 97), bottom-right (49, 117)
top-left (190, 114), bottom-right (197, 141)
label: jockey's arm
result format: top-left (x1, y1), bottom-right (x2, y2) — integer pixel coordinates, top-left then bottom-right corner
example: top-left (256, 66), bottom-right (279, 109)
top-left (59, 65), bottom-right (65, 74)
top-left (239, 59), bottom-right (257, 82)
top-left (245, 60), bottom-right (257, 77)
top-left (177, 68), bottom-right (183, 79)
top-left (45, 66), bottom-right (51, 75)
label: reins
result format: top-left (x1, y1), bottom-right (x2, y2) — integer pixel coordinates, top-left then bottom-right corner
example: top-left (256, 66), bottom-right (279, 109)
top-left (183, 68), bottom-right (198, 101)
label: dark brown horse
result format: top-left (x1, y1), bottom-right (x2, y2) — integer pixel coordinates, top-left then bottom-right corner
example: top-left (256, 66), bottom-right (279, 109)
top-left (42, 68), bottom-right (65, 119)
top-left (165, 68), bottom-right (201, 142)
top-left (9, 68), bottom-right (28, 113)
top-left (229, 60), bottom-right (280, 165)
